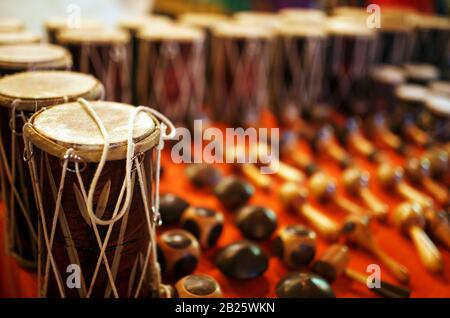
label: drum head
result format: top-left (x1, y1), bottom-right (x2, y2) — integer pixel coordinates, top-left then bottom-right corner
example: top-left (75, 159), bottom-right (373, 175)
top-left (0, 17), bottom-right (23, 32)
top-left (45, 17), bottom-right (104, 31)
top-left (138, 24), bottom-right (204, 42)
top-left (119, 15), bottom-right (172, 31)
top-left (371, 65), bottom-right (405, 85)
top-left (405, 64), bottom-right (439, 82)
top-left (213, 22), bottom-right (273, 39)
top-left (178, 13), bottom-right (228, 30)
top-left (0, 44), bottom-right (72, 70)
top-left (26, 101), bottom-right (159, 162)
top-left (425, 94), bottom-right (450, 117)
top-left (327, 16), bottom-right (375, 37)
top-left (395, 84), bottom-right (428, 102)
top-left (0, 31), bottom-right (41, 45)
top-left (0, 71), bottom-right (103, 111)
top-left (429, 81), bottom-right (450, 96)
top-left (58, 29), bottom-right (129, 45)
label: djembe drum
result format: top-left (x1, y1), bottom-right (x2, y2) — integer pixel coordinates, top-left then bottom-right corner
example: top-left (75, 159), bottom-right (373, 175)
top-left (0, 31), bottom-right (41, 46)
top-left (0, 71), bottom-right (103, 269)
top-left (370, 65), bottom-right (406, 113)
top-left (0, 44), bottom-right (72, 76)
top-left (0, 17), bottom-right (23, 32)
top-left (325, 17), bottom-right (377, 116)
top-left (118, 15), bottom-right (172, 104)
top-left (44, 17), bottom-right (104, 44)
top-left (377, 18), bottom-right (415, 65)
top-left (211, 22), bottom-right (271, 127)
top-left (419, 93), bottom-right (450, 142)
top-left (23, 99), bottom-right (175, 297)
top-left (58, 29), bottom-right (131, 103)
top-left (136, 24), bottom-right (205, 127)
top-left (271, 23), bottom-right (326, 126)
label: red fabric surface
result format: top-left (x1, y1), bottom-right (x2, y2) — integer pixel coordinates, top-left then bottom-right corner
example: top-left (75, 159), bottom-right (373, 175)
top-left (0, 111), bottom-right (449, 298)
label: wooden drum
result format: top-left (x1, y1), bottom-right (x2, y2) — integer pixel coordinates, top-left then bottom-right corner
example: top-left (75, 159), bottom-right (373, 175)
top-left (420, 93), bottom-right (450, 142)
top-left (0, 44), bottom-right (72, 76)
top-left (44, 17), bottom-right (104, 44)
top-left (211, 22), bottom-right (271, 126)
top-left (137, 24), bottom-right (205, 127)
top-left (0, 71), bottom-right (103, 269)
top-left (271, 23), bottom-right (326, 126)
top-left (326, 17), bottom-right (377, 116)
top-left (58, 29), bottom-right (131, 103)
top-left (370, 65), bottom-right (406, 112)
top-left (23, 100), bottom-right (175, 297)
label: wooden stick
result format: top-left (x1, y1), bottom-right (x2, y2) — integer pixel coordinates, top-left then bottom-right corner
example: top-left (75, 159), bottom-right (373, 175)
top-left (300, 204), bottom-right (340, 242)
top-left (335, 196), bottom-right (365, 215)
top-left (409, 226), bottom-right (443, 273)
top-left (240, 163), bottom-right (272, 191)
top-left (422, 177), bottom-right (449, 206)
top-left (397, 182), bottom-right (434, 208)
top-left (359, 188), bottom-right (389, 221)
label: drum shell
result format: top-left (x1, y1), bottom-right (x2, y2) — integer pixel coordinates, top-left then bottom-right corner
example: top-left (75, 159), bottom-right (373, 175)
top-left (62, 42), bottom-right (131, 103)
top-left (413, 25), bottom-right (450, 73)
top-left (35, 150), bottom-right (155, 297)
top-left (376, 29), bottom-right (415, 65)
top-left (211, 35), bottom-right (270, 126)
top-left (137, 38), bottom-right (205, 126)
top-left (270, 33), bottom-right (326, 125)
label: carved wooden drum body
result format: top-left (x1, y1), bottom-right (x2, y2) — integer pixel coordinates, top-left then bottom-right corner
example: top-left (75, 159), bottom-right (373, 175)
top-left (0, 71), bottom-right (103, 269)
top-left (58, 29), bottom-right (131, 103)
top-left (137, 24), bottom-right (205, 127)
top-left (211, 22), bottom-right (271, 127)
top-left (23, 100), bottom-right (174, 297)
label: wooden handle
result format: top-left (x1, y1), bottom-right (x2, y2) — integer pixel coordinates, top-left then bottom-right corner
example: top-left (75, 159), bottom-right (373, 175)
top-left (335, 196), bottom-right (364, 215)
top-left (371, 245), bottom-right (410, 284)
top-left (379, 128), bottom-right (403, 152)
top-left (397, 182), bottom-right (434, 208)
top-left (359, 188), bottom-right (389, 221)
top-left (326, 142), bottom-right (350, 167)
top-left (428, 216), bottom-right (450, 251)
top-left (240, 164), bottom-right (272, 190)
top-left (409, 226), bottom-right (443, 273)
top-left (291, 151), bottom-right (317, 176)
top-left (273, 161), bottom-right (304, 183)
top-left (422, 177), bottom-right (449, 206)
top-left (350, 133), bottom-right (376, 158)
top-left (405, 124), bottom-right (429, 147)
top-left (344, 268), bottom-right (411, 298)
top-left (300, 204), bottom-right (340, 241)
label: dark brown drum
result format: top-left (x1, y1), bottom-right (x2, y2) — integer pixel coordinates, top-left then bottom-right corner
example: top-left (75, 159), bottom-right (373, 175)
top-left (0, 44), bottom-right (72, 76)
top-left (119, 15), bottom-right (172, 105)
top-left (370, 65), bottom-right (406, 112)
top-left (58, 29), bottom-right (131, 103)
top-left (271, 23), bottom-right (326, 126)
top-left (44, 17), bottom-right (104, 44)
top-left (23, 100), bottom-right (174, 298)
top-left (325, 17), bottom-right (377, 116)
top-left (0, 71), bottom-right (103, 270)
top-left (377, 19), bottom-right (415, 65)
top-left (211, 22), bottom-right (271, 126)
top-left (137, 24), bottom-right (205, 127)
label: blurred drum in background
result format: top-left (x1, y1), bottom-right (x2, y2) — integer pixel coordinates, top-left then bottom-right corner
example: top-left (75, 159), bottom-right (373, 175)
top-left (178, 13), bottom-right (228, 107)
top-left (23, 100), bottom-right (174, 297)
top-left (404, 63), bottom-right (440, 86)
top-left (58, 29), bottom-right (131, 103)
top-left (370, 65), bottom-right (406, 113)
top-left (410, 14), bottom-right (450, 80)
top-left (137, 24), bottom-right (205, 127)
top-left (211, 22), bottom-right (271, 127)
top-left (44, 17), bottom-right (104, 44)
top-left (0, 17), bottom-right (23, 32)
top-left (420, 93), bottom-right (450, 142)
top-left (325, 17), bottom-right (377, 116)
top-left (429, 81), bottom-right (450, 98)
top-left (271, 23), bottom-right (326, 126)
top-left (0, 31), bottom-right (40, 46)
top-left (0, 44), bottom-right (72, 76)
top-left (0, 71), bottom-right (103, 270)
top-left (278, 7), bottom-right (326, 24)
top-left (119, 15), bottom-right (172, 104)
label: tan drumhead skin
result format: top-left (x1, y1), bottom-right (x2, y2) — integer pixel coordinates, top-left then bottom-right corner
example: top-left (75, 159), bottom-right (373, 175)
top-left (213, 21), bottom-right (273, 38)
top-left (233, 11), bottom-right (283, 29)
top-left (0, 17), bottom-right (23, 32)
top-left (276, 23), bottom-right (326, 37)
top-left (178, 13), bottom-right (228, 29)
top-left (425, 94), bottom-right (450, 116)
top-left (25, 101), bottom-right (160, 162)
top-left (327, 17), bottom-right (375, 37)
top-left (118, 15), bottom-right (172, 32)
top-left (0, 71), bottom-right (103, 111)
top-left (138, 23), bottom-right (204, 41)
top-left (44, 17), bottom-right (104, 31)
top-left (0, 44), bottom-right (72, 70)
top-left (370, 65), bottom-right (405, 85)
top-left (409, 14), bottom-right (450, 30)
top-left (279, 8), bottom-right (326, 22)
top-left (404, 64), bottom-right (439, 81)
top-left (0, 31), bottom-right (41, 45)
top-left (395, 84), bottom-right (428, 102)
top-left (58, 29), bottom-right (129, 45)
top-left (332, 6), bottom-right (367, 17)
top-left (429, 81), bottom-right (450, 96)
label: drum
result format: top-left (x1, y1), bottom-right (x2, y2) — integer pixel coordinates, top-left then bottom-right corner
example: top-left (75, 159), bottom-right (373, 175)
top-left (377, 19), bottom-right (415, 65)
top-left (278, 8), bottom-right (326, 24)
top-left (211, 22), bottom-right (272, 126)
top-left (0, 31), bottom-right (41, 46)
top-left (420, 93), bottom-right (450, 142)
top-left (0, 44), bottom-right (72, 76)
top-left (271, 23), bottom-right (326, 126)
top-left (23, 99), bottom-right (175, 297)
top-left (429, 81), bottom-right (450, 98)
top-left (0, 71), bottom-right (103, 269)
top-left (325, 17), bottom-right (377, 116)
top-left (58, 29), bottom-right (131, 103)
top-left (44, 17), bottom-right (104, 44)
top-left (404, 63), bottom-right (440, 86)
top-left (0, 17), bottom-right (23, 32)
top-left (370, 65), bottom-right (406, 112)
top-left (119, 15), bottom-right (172, 105)
top-left (136, 24), bottom-right (205, 127)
